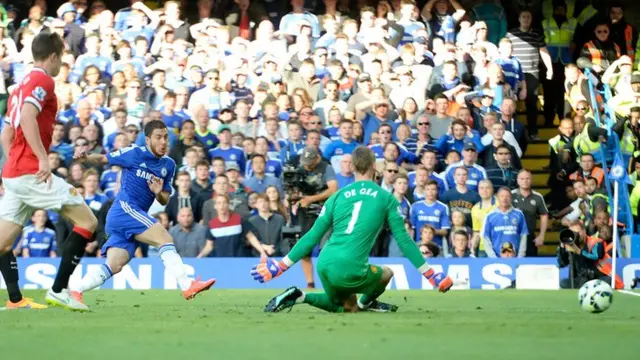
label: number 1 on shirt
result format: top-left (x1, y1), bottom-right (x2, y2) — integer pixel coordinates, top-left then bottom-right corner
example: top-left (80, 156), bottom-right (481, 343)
top-left (345, 201), bottom-right (362, 234)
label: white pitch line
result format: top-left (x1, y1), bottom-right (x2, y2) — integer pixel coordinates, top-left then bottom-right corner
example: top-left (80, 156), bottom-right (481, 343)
top-left (617, 290), bottom-right (640, 297)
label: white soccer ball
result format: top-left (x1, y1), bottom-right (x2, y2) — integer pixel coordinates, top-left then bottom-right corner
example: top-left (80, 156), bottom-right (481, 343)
top-left (578, 279), bottom-right (613, 313)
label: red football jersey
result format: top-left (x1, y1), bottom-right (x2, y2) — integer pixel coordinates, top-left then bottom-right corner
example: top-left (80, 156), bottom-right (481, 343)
top-left (2, 68), bottom-right (58, 178)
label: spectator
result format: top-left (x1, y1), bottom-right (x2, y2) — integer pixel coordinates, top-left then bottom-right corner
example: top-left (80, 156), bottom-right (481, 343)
top-left (512, 170), bottom-right (549, 257)
top-left (209, 125), bottom-right (246, 171)
top-left (498, 97), bottom-right (527, 153)
top-left (83, 169), bottom-right (108, 212)
top-left (427, 93), bottom-right (455, 140)
top-left (248, 194), bottom-right (284, 256)
top-left (447, 229), bottom-right (472, 258)
top-left (482, 187), bottom-right (528, 258)
top-left (440, 166), bottom-right (481, 226)
top-left (335, 153), bottom-right (355, 189)
top-left (204, 194), bottom-right (268, 257)
top-left (410, 179), bottom-right (451, 248)
top-left (243, 154), bottom-right (283, 194)
top-left (581, 22), bottom-right (620, 76)
top-left (192, 160), bottom-right (213, 194)
top-left (169, 120), bottom-right (204, 168)
top-left (435, 119), bottom-right (484, 157)
top-left (20, 210), bottom-right (57, 258)
top-left (481, 120), bottom-right (522, 169)
top-left (443, 141), bottom-right (487, 192)
top-left (485, 144), bottom-right (519, 191)
top-left (471, 179), bottom-right (495, 257)
top-left (169, 208), bottom-right (210, 258)
top-left (166, 171), bottom-right (199, 225)
top-left (202, 174), bottom-right (251, 226)
top-left (569, 153), bottom-right (605, 187)
top-left (323, 119), bottom-right (358, 173)
top-left (403, 114), bottom-right (437, 160)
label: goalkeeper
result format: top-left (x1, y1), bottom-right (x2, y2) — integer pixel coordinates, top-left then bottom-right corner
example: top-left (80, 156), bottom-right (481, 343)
top-left (250, 146), bottom-right (453, 313)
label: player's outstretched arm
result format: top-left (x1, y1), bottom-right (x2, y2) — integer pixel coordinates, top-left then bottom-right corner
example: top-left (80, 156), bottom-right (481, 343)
top-left (250, 196), bottom-right (335, 283)
top-left (386, 195), bottom-right (453, 292)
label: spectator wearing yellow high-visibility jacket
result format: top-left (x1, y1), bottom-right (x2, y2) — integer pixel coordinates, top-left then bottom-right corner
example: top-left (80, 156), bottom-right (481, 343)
top-left (601, 55), bottom-right (633, 96)
top-left (542, 2), bottom-right (576, 127)
top-left (571, 114), bottom-right (607, 165)
top-left (609, 73), bottom-right (640, 118)
top-left (612, 106), bottom-right (640, 166)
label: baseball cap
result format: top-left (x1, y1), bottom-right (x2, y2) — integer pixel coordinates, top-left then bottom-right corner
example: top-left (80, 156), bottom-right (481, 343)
top-left (357, 73), bottom-right (372, 83)
top-left (300, 146), bottom-right (320, 166)
top-left (226, 163), bottom-right (240, 172)
top-left (463, 141), bottom-right (477, 151)
top-left (58, 3), bottom-right (77, 17)
top-left (218, 124), bottom-right (232, 134)
top-left (631, 72), bottom-right (640, 84)
top-left (219, 108), bottom-right (233, 115)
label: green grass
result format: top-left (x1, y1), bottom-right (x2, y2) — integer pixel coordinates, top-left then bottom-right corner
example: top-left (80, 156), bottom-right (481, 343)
top-left (1, 290), bottom-right (638, 360)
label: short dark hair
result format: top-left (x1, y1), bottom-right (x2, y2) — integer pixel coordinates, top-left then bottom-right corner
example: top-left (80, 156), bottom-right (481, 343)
top-left (143, 120), bottom-right (167, 137)
top-left (495, 144), bottom-right (511, 153)
top-left (32, 32), bottom-right (64, 61)
top-left (212, 156), bottom-right (225, 164)
top-left (453, 230), bottom-right (469, 240)
top-left (425, 179), bottom-right (439, 189)
top-left (251, 153), bottom-right (266, 162)
top-left (196, 160), bottom-right (209, 169)
top-left (351, 146), bottom-right (376, 174)
top-left (181, 119), bottom-right (195, 129)
top-left (176, 171), bottom-right (191, 179)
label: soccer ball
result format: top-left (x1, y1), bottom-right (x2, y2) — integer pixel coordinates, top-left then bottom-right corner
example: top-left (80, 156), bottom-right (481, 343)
top-left (578, 279), bottom-right (613, 313)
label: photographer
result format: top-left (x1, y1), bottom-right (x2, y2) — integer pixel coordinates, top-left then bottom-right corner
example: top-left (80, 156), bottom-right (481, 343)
top-left (289, 146), bottom-right (338, 288)
top-left (557, 221), bottom-right (624, 289)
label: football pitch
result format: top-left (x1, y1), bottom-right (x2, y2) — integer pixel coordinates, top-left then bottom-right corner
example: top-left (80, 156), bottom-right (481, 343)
top-left (1, 290), bottom-right (638, 360)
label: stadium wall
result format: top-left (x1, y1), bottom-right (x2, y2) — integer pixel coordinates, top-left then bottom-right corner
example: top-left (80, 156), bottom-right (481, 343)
top-left (3, 258), bottom-right (640, 290)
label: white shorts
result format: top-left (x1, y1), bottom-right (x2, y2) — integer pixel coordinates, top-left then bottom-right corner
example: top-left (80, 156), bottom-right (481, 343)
top-left (0, 174), bottom-right (84, 226)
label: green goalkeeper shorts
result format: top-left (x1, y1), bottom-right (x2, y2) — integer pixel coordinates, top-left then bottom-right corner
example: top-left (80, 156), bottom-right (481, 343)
top-left (316, 259), bottom-right (383, 304)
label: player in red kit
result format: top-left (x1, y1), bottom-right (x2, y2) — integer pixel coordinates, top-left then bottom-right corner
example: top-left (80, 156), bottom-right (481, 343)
top-left (0, 33), bottom-right (97, 311)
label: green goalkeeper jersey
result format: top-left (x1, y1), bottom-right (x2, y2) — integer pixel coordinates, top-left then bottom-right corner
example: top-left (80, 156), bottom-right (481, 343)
top-left (286, 180), bottom-right (428, 270)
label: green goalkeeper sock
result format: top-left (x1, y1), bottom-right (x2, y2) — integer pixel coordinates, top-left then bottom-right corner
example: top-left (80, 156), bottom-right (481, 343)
top-left (357, 282), bottom-right (387, 309)
top-left (303, 293), bottom-right (344, 313)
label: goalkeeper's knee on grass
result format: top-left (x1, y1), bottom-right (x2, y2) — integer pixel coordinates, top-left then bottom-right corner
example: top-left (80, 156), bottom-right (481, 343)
top-left (358, 266), bottom-right (393, 310)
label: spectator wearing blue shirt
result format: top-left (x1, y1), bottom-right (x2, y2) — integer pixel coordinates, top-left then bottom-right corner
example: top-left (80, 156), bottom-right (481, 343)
top-left (246, 138), bottom-right (283, 178)
top-left (494, 38), bottom-right (526, 100)
top-left (407, 150), bottom-right (447, 194)
top-left (244, 154), bottom-right (283, 195)
top-left (423, 0), bottom-right (466, 44)
top-left (188, 69), bottom-right (233, 119)
top-left (443, 142), bottom-right (488, 192)
top-left (370, 124), bottom-right (418, 165)
top-left (120, 2), bottom-right (160, 45)
top-left (72, 34), bottom-right (112, 81)
top-left (335, 154), bottom-right (355, 189)
top-left (110, 41), bottom-right (146, 77)
top-left (410, 180), bottom-right (451, 247)
top-left (279, 0), bottom-right (321, 38)
top-left (359, 97), bottom-right (398, 145)
top-left (100, 166), bottom-right (121, 199)
top-left (21, 210), bottom-right (57, 258)
top-left (323, 119), bottom-right (359, 173)
top-left (397, 0), bottom-right (427, 45)
top-left (435, 120), bottom-right (484, 157)
top-left (209, 125), bottom-right (247, 175)
top-left (50, 123), bottom-right (74, 166)
top-left (83, 169), bottom-right (109, 212)
top-left (404, 114), bottom-right (439, 161)
top-left (440, 166), bottom-right (482, 227)
top-left (280, 121), bottom-right (306, 162)
top-left (482, 187), bottom-right (528, 258)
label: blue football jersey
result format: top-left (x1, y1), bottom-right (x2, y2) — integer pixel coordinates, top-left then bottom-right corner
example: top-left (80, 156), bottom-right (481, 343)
top-left (106, 145), bottom-right (176, 212)
top-left (245, 158), bottom-right (282, 178)
top-left (444, 161), bottom-right (487, 192)
top-left (410, 200), bottom-right (451, 246)
top-left (85, 193), bottom-right (109, 212)
top-left (324, 140), bottom-right (359, 174)
top-left (407, 171), bottom-right (448, 197)
top-left (369, 143), bottom-right (417, 165)
top-left (21, 226), bottom-right (56, 257)
top-left (482, 207), bottom-right (529, 256)
top-left (326, 126), bottom-right (340, 141)
top-left (100, 168), bottom-right (120, 199)
top-left (208, 146), bottom-right (246, 172)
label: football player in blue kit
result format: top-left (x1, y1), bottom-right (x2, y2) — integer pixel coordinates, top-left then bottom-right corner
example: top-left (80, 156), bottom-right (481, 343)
top-left (70, 120), bottom-right (215, 308)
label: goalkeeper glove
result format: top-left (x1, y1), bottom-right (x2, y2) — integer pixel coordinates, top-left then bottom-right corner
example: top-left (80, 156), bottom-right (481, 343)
top-left (250, 257), bottom-right (289, 283)
top-left (423, 268), bottom-right (453, 293)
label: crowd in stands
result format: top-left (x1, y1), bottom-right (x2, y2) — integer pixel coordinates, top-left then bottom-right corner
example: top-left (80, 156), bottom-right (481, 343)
top-left (0, 0), bottom-right (637, 262)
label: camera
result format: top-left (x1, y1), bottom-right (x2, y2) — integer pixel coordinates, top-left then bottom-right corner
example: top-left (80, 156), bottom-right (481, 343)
top-left (282, 165), bottom-right (305, 201)
top-left (559, 229), bottom-right (577, 244)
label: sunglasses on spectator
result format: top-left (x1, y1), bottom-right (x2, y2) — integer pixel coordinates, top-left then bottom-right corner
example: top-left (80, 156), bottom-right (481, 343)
top-left (379, 130), bottom-right (391, 134)
top-left (418, 122), bottom-right (430, 126)
top-left (386, 169), bottom-right (398, 173)
top-left (309, 121), bottom-right (321, 125)
top-left (576, 107), bottom-right (587, 111)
